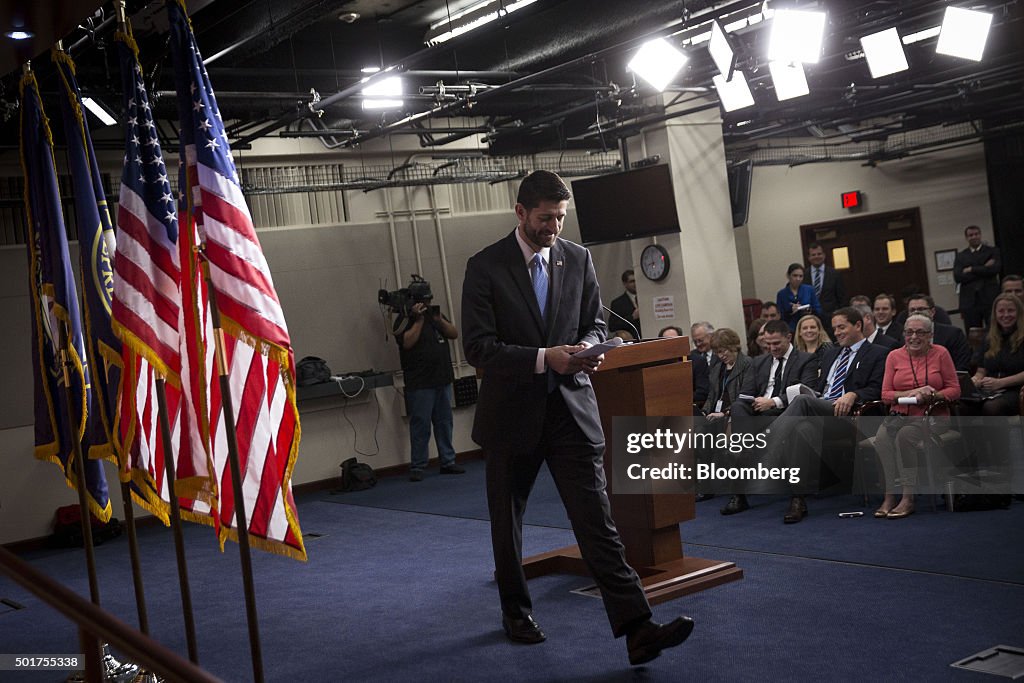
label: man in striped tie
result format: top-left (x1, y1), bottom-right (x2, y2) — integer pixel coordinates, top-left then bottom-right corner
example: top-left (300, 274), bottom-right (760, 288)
top-left (807, 243), bottom-right (845, 326)
top-left (757, 307), bottom-right (887, 523)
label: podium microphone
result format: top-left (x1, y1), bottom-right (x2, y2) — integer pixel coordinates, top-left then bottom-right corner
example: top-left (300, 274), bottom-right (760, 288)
top-left (602, 305), bottom-right (642, 341)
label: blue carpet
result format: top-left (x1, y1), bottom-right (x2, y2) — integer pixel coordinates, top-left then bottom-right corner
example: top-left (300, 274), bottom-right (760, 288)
top-left (1, 461), bottom-right (1022, 681)
top-left (327, 459), bottom-right (1024, 584)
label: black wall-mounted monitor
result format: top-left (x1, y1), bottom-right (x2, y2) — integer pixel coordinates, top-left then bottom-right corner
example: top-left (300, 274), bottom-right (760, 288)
top-left (727, 159), bottom-right (753, 228)
top-left (571, 165), bottom-right (681, 246)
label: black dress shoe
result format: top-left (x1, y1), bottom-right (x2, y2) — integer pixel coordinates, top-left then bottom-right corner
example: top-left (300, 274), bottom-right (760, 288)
top-left (783, 496), bottom-right (807, 524)
top-left (440, 464), bottom-right (466, 474)
top-left (720, 494), bottom-right (749, 515)
top-left (502, 615), bottom-right (546, 644)
top-left (627, 617), bottom-right (695, 666)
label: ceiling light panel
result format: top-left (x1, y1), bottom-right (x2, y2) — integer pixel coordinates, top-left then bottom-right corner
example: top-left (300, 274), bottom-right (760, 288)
top-left (936, 6), bottom-right (993, 62)
top-left (628, 38), bottom-right (689, 92)
top-left (768, 61), bottom-right (809, 101)
top-left (860, 27), bottom-right (908, 78)
top-left (767, 9), bottom-right (826, 64)
top-left (713, 71), bottom-right (755, 112)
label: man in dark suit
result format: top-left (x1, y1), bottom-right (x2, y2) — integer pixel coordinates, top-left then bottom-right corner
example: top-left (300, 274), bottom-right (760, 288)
top-left (461, 170), bottom-right (692, 665)
top-left (873, 293), bottom-right (902, 342)
top-left (688, 321), bottom-right (717, 406)
top-left (763, 307), bottom-right (887, 523)
top-left (954, 225), bottom-right (1001, 330)
top-left (906, 294), bottom-right (972, 371)
top-left (806, 242), bottom-right (845, 324)
top-left (608, 269), bottom-right (641, 339)
top-left (724, 320), bottom-right (819, 515)
top-left (852, 303), bottom-right (899, 355)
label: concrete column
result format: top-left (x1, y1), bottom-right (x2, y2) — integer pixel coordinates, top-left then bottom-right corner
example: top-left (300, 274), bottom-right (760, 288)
top-left (625, 96), bottom-right (745, 339)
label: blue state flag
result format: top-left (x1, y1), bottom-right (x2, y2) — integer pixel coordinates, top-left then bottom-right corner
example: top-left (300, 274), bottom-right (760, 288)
top-left (20, 68), bottom-right (111, 522)
top-left (53, 47), bottom-right (123, 468)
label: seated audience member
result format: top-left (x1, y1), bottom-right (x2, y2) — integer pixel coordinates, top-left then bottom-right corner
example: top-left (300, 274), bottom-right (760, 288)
top-left (777, 263), bottom-right (821, 332)
top-left (873, 314), bottom-right (960, 519)
top-left (795, 314), bottom-right (833, 363)
top-left (689, 322), bottom-right (717, 367)
top-left (612, 329), bottom-right (635, 342)
top-left (703, 329), bottom-right (752, 417)
top-left (905, 294), bottom-right (971, 371)
top-left (760, 307), bottom-right (888, 523)
top-left (687, 322), bottom-right (716, 407)
top-left (723, 320), bottom-right (819, 515)
top-left (761, 302), bottom-right (781, 322)
top-left (1001, 274), bottom-right (1024, 302)
top-left (873, 293), bottom-right (901, 341)
top-left (971, 293), bottom-right (1024, 416)
top-left (746, 317), bottom-right (767, 358)
top-left (852, 303), bottom-right (899, 354)
top-left (696, 328), bottom-right (753, 502)
top-left (659, 326), bottom-right (684, 337)
top-left (893, 284), bottom-right (952, 330)
top-left (849, 295), bottom-right (872, 308)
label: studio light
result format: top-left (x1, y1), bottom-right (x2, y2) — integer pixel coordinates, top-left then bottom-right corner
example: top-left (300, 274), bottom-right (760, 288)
top-left (860, 27), bottom-right (908, 78)
top-left (767, 9), bottom-right (826, 64)
top-left (768, 61), bottom-right (809, 101)
top-left (81, 97), bottom-right (117, 126)
top-left (936, 6), bottom-right (992, 62)
top-left (5, 30), bottom-right (33, 40)
top-left (708, 20), bottom-right (735, 78)
top-left (713, 72), bottom-right (755, 112)
top-left (425, 0), bottom-right (538, 45)
top-left (628, 37), bottom-right (689, 92)
top-left (361, 76), bottom-right (404, 110)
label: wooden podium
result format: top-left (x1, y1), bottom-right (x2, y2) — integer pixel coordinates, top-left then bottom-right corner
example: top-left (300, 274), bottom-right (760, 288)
top-left (522, 337), bottom-right (742, 604)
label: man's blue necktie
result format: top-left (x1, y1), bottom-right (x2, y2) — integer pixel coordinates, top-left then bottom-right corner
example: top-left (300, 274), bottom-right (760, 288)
top-left (825, 346), bottom-right (852, 401)
top-left (531, 253), bottom-right (548, 321)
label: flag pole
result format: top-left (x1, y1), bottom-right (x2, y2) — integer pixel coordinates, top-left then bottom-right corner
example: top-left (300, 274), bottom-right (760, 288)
top-left (154, 375), bottom-right (200, 665)
top-left (198, 249), bottom-right (265, 683)
top-left (57, 321), bottom-right (103, 670)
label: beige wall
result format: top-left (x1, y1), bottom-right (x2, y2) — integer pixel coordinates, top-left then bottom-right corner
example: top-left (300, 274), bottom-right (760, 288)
top-left (743, 144), bottom-right (991, 320)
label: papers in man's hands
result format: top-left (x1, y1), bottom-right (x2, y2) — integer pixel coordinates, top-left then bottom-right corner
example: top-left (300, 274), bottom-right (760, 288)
top-left (897, 396), bottom-right (920, 405)
top-left (572, 337), bottom-right (624, 359)
top-left (785, 383), bottom-right (820, 404)
top-left (737, 394), bottom-right (756, 402)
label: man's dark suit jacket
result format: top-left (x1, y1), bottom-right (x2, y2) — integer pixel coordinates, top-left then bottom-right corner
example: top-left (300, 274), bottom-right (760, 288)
top-left (932, 322), bottom-right (972, 372)
top-left (608, 291), bottom-right (640, 338)
top-left (813, 341), bottom-right (887, 404)
top-left (738, 347), bottom-right (819, 407)
top-left (868, 331), bottom-right (900, 355)
top-left (462, 232), bottom-right (605, 452)
top-left (807, 263), bottom-right (845, 321)
top-left (688, 351), bottom-right (710, 406)
top-left (878, 322), bottom-right (903, 344)
top-left (954, 244), bottom-right (1001, 326)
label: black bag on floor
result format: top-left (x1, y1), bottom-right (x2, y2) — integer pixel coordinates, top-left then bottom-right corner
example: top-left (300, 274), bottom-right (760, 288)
top-left (340, 457), bottom-right (377, 492)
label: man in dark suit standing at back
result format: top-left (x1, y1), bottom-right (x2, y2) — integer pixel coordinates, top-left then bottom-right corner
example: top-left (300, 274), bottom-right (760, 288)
top-left (609, 269), bottom-right (641, 339)
top-left (954, 225), bottom-right (1001, 330)
top-left (806, 242), bottom-right (845, 325)
top-left (461, 170), bottom-right (693, 666)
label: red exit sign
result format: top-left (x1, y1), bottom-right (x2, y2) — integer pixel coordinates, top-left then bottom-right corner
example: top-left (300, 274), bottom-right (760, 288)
top-left (841, 191), bottom-right (861, 209)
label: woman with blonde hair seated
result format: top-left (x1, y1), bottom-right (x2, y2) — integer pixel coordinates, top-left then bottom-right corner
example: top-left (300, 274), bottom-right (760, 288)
top-left (794, 313), bottom-right (832, 363)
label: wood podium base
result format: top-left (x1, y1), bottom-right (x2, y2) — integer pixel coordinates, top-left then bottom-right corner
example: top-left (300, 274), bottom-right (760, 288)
top-left (522, 545), bottom-right (742, 605)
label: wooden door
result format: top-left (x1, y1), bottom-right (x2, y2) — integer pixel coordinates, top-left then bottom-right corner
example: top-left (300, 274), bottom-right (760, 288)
top-left (801, 208), bottom-right (929, 307)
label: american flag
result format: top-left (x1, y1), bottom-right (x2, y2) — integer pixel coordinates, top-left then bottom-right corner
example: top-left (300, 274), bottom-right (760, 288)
top-left (168, 0), bottom-right (306, 561)
top-left (112, 28), bottom-right (208, 522)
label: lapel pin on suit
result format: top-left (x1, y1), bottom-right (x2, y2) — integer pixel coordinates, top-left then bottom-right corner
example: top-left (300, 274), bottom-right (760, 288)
top-left (555, 260), bottom-right (563, 267)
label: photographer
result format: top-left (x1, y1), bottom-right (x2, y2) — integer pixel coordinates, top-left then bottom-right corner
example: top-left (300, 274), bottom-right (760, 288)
top-left (396, 290), bottom-right (463, 482)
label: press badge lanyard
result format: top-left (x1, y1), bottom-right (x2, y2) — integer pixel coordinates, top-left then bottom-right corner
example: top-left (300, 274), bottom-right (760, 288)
top-left (715, 368), bottom-right (735, 413)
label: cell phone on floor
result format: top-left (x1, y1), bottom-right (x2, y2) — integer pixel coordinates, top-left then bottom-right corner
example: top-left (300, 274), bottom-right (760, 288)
top-left (838, 511), bottom-right (863, 518)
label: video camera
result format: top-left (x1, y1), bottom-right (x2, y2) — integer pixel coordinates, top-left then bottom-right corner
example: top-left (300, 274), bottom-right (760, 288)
top-left (378, 274), bottom-right (433, 318)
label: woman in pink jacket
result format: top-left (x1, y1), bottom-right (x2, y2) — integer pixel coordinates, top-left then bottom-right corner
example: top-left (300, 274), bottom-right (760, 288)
top-left (873, 314), bottom-right (960, 519)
